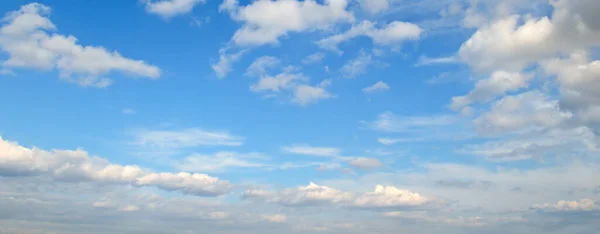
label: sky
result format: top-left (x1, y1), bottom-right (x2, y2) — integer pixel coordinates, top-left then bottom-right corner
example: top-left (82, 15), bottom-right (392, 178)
top-left (0, 0), bottom-right (600, 233)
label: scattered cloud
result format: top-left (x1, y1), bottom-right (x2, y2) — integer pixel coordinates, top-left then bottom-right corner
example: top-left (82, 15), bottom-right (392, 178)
top-left (348, 157), bottom-right (383, 170)
top-left (0, 3), bottom-right (161, 87)
top-left (318, 20), bottom-right (422, 54)
top-left (220, 0), bottom-right (354, 46)
top-left (133, 128), bottom-right (244, 149)
top-left (301, 52), bottom-right (326, 65)
top-left (143, 0), bottom-right (205, 19)
top-left (363, 81), bottom-right (390, 94)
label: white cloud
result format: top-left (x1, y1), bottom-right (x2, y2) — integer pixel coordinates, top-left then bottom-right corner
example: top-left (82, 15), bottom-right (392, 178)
top-left (245, 56), bottom-right (281, 77)
top-left (0, 136), bottom-right (232, 196)
top-left (282, 145), bottom-right (341, 157)
top-left (348, 157), bottom-right (383, 170)
top-left (93, 199), bottom-right (114, 209)
top-left (359, 0), bottom-right (389, 14)
top-left (0, 3), bottom-right (161, 87)
top-left (301, 52), bottom-right (325, 64)
top-left (212, 47), bottom-right (246, 78)
top-left (340, 51), bottom-right (373, 78)
top-left (532, 199), bottom-right (598, 212)
top-left (415, 55), bottom-right (459, 66)
top-left (221, 0), bottom-right (354, 46)
top-left (318, 20), bottom-right (422, 53)
top-left (134, 128), bottom-right (244, 149)
top-left (363, 81), bottom-right (390, 94)
top-left (459, 0), bottom-right (600, 72)
top-left (473, 91), bottom-right (572, 136)
top-left (244, 183), bottom-right (432, 210)
top-left (366, 111), bottom-right (457, 133)
top-left (450, 71), bottom-right (531, 110)
top-left (292, 79), bottom-right (335, 105)
top-left (175, 152), bottom-right (268, 173)
top-left (352, 185), bottom-right (430, 209)
top-left (207, 211), bottom-right (230, 220)
top-left (143, 0), bottom-right (205, 19)
top-left (377, 137), bottom-right (424, 145)
top-left (250, 72), bottom-right (307, 93)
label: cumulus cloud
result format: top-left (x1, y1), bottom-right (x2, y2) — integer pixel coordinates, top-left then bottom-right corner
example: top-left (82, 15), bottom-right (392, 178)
top-left (244, 183), bottom-right (432, 210)
top-left (262, 214), bottom-right (287, 223)
top-left (363, 81), bottom-right (390, 94)
top-left (318, 20), bottom-right (422, 54)
top-left (143, 0), bottom-right (205, 18)
top-left (450, 71), bottom-right (531, 110)
top-left (292, 79), bottom-right (335, 105)
top-left (0, 3), bottom-right (161, 87)
top-left (220, 0), bottom-right (354, 46)
top-left (0, 137), bottom-right (232, 196)
top-left (459, 0), bottom-right (600, 72)
top-left (473, 91), bottom-right (572, 136)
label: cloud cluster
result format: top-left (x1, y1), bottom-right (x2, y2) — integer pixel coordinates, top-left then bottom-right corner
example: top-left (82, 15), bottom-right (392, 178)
top-left (220, 0), bottom-right (354, 46)
top-left (244, 182), bottom-right (432, 210)
top-left (0, 137), bottom-right (232, 196)
top-left (0, 3), bottom-right (161, 87)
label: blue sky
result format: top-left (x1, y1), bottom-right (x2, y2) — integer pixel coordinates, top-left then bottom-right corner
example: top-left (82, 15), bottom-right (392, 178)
top-left (0, 0), bottom-right (600, 233)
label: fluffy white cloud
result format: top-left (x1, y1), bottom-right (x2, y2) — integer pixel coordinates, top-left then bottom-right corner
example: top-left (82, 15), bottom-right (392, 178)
top-left (221, 0), bottom-right (354, 46)
top-left (250, 72), bottom-right (307, 92)
top-left (363, 81), bottom-right (390, 94)
top-left (459, 0), bottom-right (600, 72)
top-left (352, 185), bottom-right (429, 209)
top-left (134, 128), bottom-right (244, 149)
top-left (473, 91), bottom-right (572, 136)
top-left (249, 68), bottom-right (334, 105)
top-left (359, 0), bottom-right (389, 14)
top-left (143, 0), bottom-right (205, 18)
top-left (450, 71), bottom-right (531, 110)
top-left (244, 183), bottom-right (431, 210)
top-left (0, 3), bottom-right (161, 87)
top-left (348, 157), bottom-right (383, 170)
top-left (540, 52), bottom-right (600, 130)
top-left (532, 199), bottom-right (598, 212)
top-left (292, 79), bottom-right (335, 105)
top-left (318, 20), bottom-right (422, 53)
top-left (0, 137), bottom-right (232, 196)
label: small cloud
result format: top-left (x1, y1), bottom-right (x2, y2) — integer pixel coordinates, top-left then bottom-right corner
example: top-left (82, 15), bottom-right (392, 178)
top-left (348, 157), bottom-right (383, 170)
top-left (415, 55), bottom-right (459, 67)
top-left (363, 81), bottom-right (390, 94)
top-left (301, 52), bottom-right (325, 65)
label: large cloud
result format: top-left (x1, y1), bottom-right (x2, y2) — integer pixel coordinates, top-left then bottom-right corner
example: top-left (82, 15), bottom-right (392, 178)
top-left (220, 0), bottom-right (354, 46)
top-left (0, 3), bottom-right (161, 87)
top-left (0, 137), bottom-right (232, 196)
